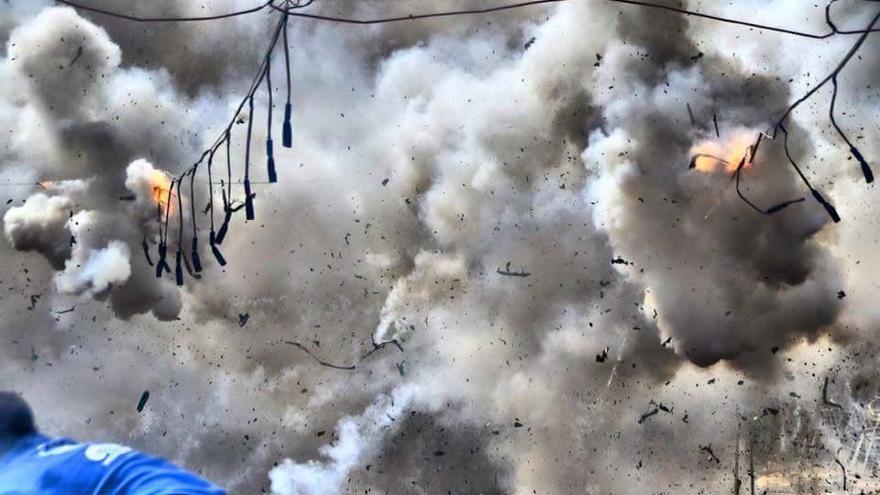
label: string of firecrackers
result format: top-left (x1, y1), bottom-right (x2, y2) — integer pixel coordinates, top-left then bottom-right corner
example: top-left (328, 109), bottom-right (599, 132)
top-left (691, 1), bottom-right (880, 224)
top-left (50, 0), bottom-right (880, 287)
top-left (148, 3), bottom-right (299, 286)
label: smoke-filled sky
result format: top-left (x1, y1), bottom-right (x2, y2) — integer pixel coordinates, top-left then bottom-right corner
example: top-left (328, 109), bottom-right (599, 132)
top-left (2, 0), bottom-right (880, 493)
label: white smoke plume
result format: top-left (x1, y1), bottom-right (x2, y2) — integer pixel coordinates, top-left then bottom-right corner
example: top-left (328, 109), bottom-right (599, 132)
top-left (55, 212), bottom-right (131, 297)
top-left (270, 386), bottom-right (414, 495)
top-left (1, 1), bottom-right (880, 493)
top-left (4, 192), bottom-right (73, 269)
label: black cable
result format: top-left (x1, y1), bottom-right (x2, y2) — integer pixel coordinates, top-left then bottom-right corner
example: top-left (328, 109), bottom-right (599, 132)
top-left (829, 75), bottom-right (874, 183)
top-left (55, 0), bottom-right (880, 40)
top-left (156, 179), bottom-right (174, 278)
top-left (743, 6), bottom-right (880, 221)
top-left (688, 153), bottom-right (731, 170)
top-left (175, 176), bottom-right (185, 286)
top-left (282, 14), bottom-right (293, 148)
top-left (55, 0), bottom-right (274, 22)
top-left (265, 52), bottom-right (277, 183)
top-left (606, 0), bottom-right (871, 39)
top-left (206, 149), bottom-right (216, 234)
top-left (189, 164), bottom-right (203, 273)
top-left (244, 93), bottom-right (256, 220)
top-left (732, 152), bottom-right (805, 217)
top-left (215, 129), bottom-right (233, 245)
top-left (273, 0), bottom-right (565, 24)
top-left (775, 8), bottom-right (880, 131)
top-left (778, 123), bottom-right (841, 222)
top-left (272, 0), bottom-right (880, 38)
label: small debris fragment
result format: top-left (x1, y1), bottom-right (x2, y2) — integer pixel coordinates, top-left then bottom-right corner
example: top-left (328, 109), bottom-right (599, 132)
top-left (136, 391), bottom-right (150, 413)
top-left (699, 444), bottom-right (720, 463)
top-left (497, 262), bottom-right (530, 277)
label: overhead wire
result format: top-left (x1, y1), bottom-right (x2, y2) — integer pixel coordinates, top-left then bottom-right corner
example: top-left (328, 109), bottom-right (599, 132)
top-left (42, 0), bottom-right (880, 258)
top-left (54, 0), bottom-right (275, 22)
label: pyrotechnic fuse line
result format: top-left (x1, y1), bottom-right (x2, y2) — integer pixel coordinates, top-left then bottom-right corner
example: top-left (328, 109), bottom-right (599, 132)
top-left (155, 179), bottom-right (174, 278)
top-left (204, 149), bottom-right (227, 266)
top-left (758, 7), bottom-right (880, 221)
top-left (52, 0), bottom-right (880, 267)
top-left (265, 50), bottom-right (277, 183)
top-left (779, 123), bottom-right (841, 222)
top-left (244, 93), bottom-right (256, 221)
top-left (778, 7), bottom-right (880, 129)
top-left (690, 5), bottom-right (880, 222)
top-left (141, 237), bottom-right (153, 266)
top-left (272, 0), bottom-right (880, 38)
top-left (829, 75), bottom-right (873, 183)
top-left (54, 0), bottom-right (275, 22)
top-left (189, 166), bottom-right (203, 273)
top-left (215, 130), bottom-right (232, 245)
top-left (55, 0), bottom-right (880, 39)
top-left (175, 176), bottom-right (185, 286)
top-left (729, 133), bottom-right (807, 217)
top-left (282, 14), bottom-right (293, 148)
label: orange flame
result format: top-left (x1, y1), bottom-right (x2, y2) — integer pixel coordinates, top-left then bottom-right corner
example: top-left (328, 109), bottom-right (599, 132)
top-left (148, 170), bottom-right (173, 210)
top-left (690, 129), bottom-right (760, 174)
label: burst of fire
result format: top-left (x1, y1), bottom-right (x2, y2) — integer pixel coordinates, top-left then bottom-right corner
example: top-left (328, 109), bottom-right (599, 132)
top-left (690, 129), bottom-right (760, 173)
top-left (148, 170), bottom-right (173, 210)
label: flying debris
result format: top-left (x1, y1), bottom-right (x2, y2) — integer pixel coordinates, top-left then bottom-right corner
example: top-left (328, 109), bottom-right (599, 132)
top-left (699, 445), bottom-right (720, 464)
top-left (136, 391), bottom-right (150, 413)
top-left (496, 262), bottom-right (530, 277)
top-left (284, 337), bottom-right (402, 371)
top-left (27, 294), bottom-right (40, 311)
top-left (823, 376), bottom-right (842, 409)
top-left (68, 45), bottom-right (83, 67)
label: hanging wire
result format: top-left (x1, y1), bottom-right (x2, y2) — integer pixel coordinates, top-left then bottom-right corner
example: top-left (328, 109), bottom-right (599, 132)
top-left (244, 94), bottom-right (256, 220)
top-left (55, 0), bottom-right (275, 22)
top-left (215, 129), bottom-right (232, 245)
top-left (56, 0), bottom-right (880, 36)
top-left (205, 149), bottom-right (227, 266)
top-left (155, 179), bottom-right (174, 278)
top-left (829, 74), bottom-right (873, 183)
top-left (189, 164), bottom-right (203, 273)
top-left (46, 0), bottom-right (880, 272)
top-left (688, 4), bottom-right (880, 223)
top-left (175, 175), bottom-right (185, 286)
top-left (758, 7), bottom-right (880, 221)
top-left (206, 149), bottom-right (216, 234)
top-left (778, 123), bottom-right (841, 222)
top-left (282, 13), bottom-right (293, 148)
top-left (265, 50), bottom-right (277, 183)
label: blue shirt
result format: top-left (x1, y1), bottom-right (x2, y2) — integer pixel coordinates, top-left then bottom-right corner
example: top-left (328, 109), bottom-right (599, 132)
top-left (0, 434), bottom-right (225, 494)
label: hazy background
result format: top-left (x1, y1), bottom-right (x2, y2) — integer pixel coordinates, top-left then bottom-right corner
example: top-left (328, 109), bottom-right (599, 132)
top-left (1, 0), bottom-right (880, 492)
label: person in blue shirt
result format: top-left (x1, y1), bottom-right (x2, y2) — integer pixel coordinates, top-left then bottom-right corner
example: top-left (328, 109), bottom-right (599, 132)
top-left (0, 391), bottom-right (226, 494)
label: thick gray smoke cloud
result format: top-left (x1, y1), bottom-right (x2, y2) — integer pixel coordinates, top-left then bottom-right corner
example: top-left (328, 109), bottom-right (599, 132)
top-left (1, 0), bottom-right (879, 493)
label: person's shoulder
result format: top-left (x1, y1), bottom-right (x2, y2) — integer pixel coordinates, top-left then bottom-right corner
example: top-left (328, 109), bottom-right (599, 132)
top-left (100, 444), bottom-right (226, 494)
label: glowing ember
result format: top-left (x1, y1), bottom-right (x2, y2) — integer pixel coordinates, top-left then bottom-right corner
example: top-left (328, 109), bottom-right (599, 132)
top-left (690, 128), bottom-right (760, 173)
